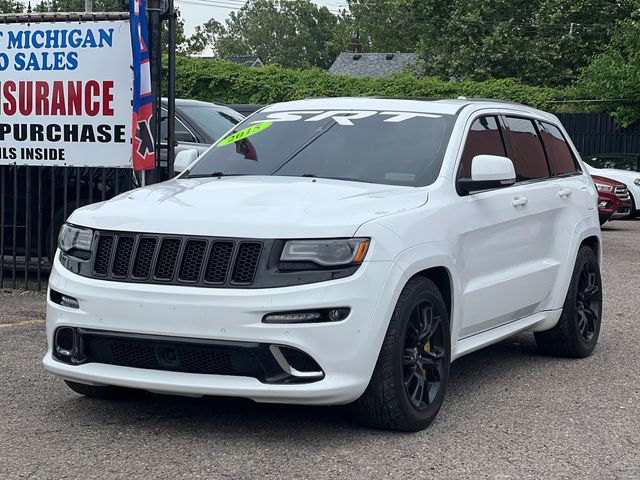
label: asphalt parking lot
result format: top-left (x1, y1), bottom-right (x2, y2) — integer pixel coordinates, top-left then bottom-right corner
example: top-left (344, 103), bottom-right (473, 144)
top-left (1, 222), bottom-right (639, 480)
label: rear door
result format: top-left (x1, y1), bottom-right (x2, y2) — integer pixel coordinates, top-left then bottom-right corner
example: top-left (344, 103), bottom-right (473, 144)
top-left (455, 115), bottom-right (562, 338)
top-left (536, 120), bottom-right (595, 305)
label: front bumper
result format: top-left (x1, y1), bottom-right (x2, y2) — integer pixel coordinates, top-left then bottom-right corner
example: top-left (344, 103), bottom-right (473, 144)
top-left (44, 254), bottom-right (401, 405)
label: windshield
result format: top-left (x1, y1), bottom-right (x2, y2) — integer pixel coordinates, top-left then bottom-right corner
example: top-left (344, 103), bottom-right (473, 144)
top-left (179, 105), bottom-right (244, 142)
top-left (185, 109), bottom-right (455, 186)
top-left (584, 155), bottom-right (640, 172)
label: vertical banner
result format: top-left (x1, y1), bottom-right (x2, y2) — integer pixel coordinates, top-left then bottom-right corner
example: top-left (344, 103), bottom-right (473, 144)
top-left (130, 0), bottom-right (155, 171)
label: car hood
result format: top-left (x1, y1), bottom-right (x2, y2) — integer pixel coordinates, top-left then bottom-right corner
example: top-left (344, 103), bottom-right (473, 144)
top-left (587, 165), bottom-right (640, 185)
top-left (69, 176), bottom-right (428, 238)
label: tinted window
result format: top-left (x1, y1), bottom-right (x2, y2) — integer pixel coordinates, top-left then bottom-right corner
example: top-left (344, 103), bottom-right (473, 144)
top-left (459, 116), bottom-right (506, 178)
top-left (504, 117), bottom-right (550, 181)
top-left (539, 122), bottom-right (578, 175)
top-left (180, 106), bottom-right (244, 142)
top-left (585, 155), bottom-right (639, 172)
top-left (187, 110), bottom-right (456, 187)
top-left (160, 112), bottom-right (195, 143)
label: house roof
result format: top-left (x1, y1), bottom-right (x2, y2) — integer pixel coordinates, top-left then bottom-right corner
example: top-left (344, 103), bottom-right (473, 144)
top-left (328, 52), bottom-right (421, 78)
top-left (224, 55), bottom-right (264, 67)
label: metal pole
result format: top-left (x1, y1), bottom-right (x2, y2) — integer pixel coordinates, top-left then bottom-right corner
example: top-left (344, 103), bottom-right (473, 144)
top-left (147, 0), bottom-right (163, 184)
top-left (166, 0), bottom-right (176, 179)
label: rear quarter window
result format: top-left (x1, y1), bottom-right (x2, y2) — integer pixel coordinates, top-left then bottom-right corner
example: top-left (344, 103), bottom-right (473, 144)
top-left (539, 122), bottom-right (579, 175)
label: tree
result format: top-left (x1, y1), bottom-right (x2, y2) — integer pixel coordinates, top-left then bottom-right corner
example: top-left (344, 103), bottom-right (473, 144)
top-left (573, 16), bottom-right (640, 126)
top-left (35, 0), bottom-right (128, 12)
top-left (193, 0), bottom-right (345, 69)
top-left (0, 0), bottom-right (25, 13)
top-left (345, 0), bottom-right (638, 87)
top-left (343, 0), bottom-right (423, 52)
top-left (161, 8), bottom-right (190, 54)
top-left (185, 18), bottom-right (224, 56)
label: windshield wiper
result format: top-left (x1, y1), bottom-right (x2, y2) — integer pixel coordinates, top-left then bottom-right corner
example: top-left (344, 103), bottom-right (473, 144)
top-left (187, 172), bottom-right (247, 178)
top-left (292, 174), bottom-right (375, 184)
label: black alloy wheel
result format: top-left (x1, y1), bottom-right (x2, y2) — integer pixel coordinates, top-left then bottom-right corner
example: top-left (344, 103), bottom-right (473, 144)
top-left (535, 246), bottom-right (602, 358)
top-left (575, 261), bottom-right (601, 343)
top-left (403, 301), bottom-right (446, 410)
top-left (355, 276), bottom-right (450, 431)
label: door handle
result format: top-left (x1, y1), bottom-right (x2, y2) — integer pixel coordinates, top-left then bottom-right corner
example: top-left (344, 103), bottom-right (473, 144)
top-left (512, 197), bottom-right (528, 207)
top-left (558, 188), bottom-right (572, 198)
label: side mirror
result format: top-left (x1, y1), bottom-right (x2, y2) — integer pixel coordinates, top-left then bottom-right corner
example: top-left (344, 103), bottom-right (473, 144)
top-left (174, 149), bottom-right (198, 176)
top-left (458, 155), bottom-right (516, 194)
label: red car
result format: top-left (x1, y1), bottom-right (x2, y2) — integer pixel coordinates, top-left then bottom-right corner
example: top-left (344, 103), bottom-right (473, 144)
top-left (592, 175), bottom-right (632, 225)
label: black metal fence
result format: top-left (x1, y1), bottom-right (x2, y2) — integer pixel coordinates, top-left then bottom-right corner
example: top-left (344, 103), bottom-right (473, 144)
top-left (557, 113), bottom-right (640, 156)
top-left (0, 165), bottom-right (135, 290)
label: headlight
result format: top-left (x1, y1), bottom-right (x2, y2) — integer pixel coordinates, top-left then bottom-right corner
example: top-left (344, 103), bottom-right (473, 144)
top-left (58, 224), bottom-right (93, 255)
top-left (634, 178), bottom-right (640, 187)
top-left (280, 238), bottom-right (369, 267)
top-left (595, 183), bottom-right (613, 192)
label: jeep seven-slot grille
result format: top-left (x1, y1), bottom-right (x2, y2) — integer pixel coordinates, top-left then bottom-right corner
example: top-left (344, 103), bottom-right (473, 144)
top-left (92, 232), bottom-right (262, 287)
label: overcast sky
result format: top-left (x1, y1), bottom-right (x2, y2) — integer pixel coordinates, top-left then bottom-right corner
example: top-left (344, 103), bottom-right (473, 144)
top-left (176, 0), bottom-right (347, 36)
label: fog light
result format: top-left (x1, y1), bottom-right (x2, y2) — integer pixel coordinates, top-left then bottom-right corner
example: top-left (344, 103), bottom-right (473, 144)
top-left (263, 308), bottom-right (350, 324)
top-left (60, 295), bottom-right (80, 309)
top-left (598, 201), bottom-right (610, 208)
top-left (328, 308), bottom-right (350, 322)
top-left (263, 312), bottom-right (322, 323)
top-left (50, 289), bottom-right (79, 309)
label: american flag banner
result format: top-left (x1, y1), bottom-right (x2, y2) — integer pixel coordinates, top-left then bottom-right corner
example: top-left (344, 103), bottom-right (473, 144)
top-left (130, 0), bottom-right (155, 171)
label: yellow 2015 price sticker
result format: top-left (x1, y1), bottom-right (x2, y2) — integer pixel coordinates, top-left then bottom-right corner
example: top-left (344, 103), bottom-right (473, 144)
top-left (216, 122), bottom-right (273, 147)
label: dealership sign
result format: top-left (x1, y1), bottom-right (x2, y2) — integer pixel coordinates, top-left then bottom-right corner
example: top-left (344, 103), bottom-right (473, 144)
top-left (0, 21), bottom-right (133, 167)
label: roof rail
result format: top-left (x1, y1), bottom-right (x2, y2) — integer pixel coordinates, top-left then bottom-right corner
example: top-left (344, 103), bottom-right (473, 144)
top-left (300, 96), bottom-right (535, 110)
top-left (450, 97), bottom-right (531, 107)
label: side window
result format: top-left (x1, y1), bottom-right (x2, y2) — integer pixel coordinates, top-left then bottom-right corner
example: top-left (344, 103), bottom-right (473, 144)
top-left (160, 111), bottom-right (196, 143)
top-left (539, 122), bottom-right (579, 175)
top-left (503, 116), bottom-right (550, 181)
top-left (459, 116), bottom-right (507, 179)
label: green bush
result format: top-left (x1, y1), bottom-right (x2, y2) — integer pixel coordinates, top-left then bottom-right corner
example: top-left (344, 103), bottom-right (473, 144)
top-left (170, 56), bottom-right (569, 111)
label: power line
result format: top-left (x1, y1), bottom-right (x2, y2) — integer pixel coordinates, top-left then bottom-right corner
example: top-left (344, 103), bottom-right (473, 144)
top-left (176, 0), bottom-right (343, 13)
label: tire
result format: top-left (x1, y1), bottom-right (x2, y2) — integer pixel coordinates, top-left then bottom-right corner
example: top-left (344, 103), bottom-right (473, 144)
top-left (534, 246), bottom-right (602, 358)
top-left (354, 277), bottom-right (451, 431)
top-left (64, 380), bottom-right (140, 400)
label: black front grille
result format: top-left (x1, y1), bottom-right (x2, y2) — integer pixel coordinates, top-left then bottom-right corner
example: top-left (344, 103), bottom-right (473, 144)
top-left (112, 237), bottom-right (135, 277)
top-left (154, 238), bottom-right (181, 280)
top-left (179, 240), bottom-right (207, 282)
top-left (52, 328), bottom-right (325, 384)
top-left (204, 241), bottom-right (234, 284)
top-left (84, 335), bottom-right (264, 378)
top-left (94, 236), bottom-right (113, 275)
top-left (132, 238), bottom-right (157, 278)
top-left (90, 231), bottom-right (263, 288)
top-left (232, 242), bottom-right (262, 284)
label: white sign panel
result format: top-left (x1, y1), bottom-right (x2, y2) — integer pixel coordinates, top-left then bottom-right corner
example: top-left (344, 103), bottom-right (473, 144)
top-left (0, 20), bottom-right (133, 167)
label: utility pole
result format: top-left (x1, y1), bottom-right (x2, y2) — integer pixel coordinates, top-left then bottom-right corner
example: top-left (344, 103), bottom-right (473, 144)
top-left (84, 0), bottom-right (93, 13)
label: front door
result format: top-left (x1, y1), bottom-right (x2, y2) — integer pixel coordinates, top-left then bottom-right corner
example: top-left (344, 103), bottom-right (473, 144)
top-left (454, 115), bottom-right (561, 338)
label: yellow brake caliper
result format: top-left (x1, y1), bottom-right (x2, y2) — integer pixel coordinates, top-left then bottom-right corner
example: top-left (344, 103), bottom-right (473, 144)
top-left (422, 341), bottom-right (431, 375)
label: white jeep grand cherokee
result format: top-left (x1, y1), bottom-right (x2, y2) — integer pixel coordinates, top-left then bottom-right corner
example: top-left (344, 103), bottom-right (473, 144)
top-left (44, 98), bottom-right (603, 431)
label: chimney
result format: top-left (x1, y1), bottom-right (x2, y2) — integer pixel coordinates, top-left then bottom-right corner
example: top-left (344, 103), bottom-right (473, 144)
top-left (347, 32), bottom-right (362, 53)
